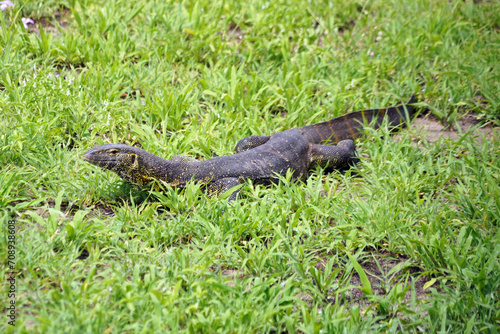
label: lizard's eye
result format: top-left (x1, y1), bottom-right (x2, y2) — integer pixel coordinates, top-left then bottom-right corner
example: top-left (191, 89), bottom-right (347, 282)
top-left (107, 149), bottom-right (119, 154)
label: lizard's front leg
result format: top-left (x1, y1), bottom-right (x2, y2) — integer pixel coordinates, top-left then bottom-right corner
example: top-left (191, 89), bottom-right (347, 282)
top-left (207, 177), bottom-right (243, 201)
top-left (309, 139), bottom-right (357, 170)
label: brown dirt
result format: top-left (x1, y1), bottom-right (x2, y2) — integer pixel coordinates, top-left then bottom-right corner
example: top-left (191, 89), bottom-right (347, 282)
top-left (226, 24), bottom-right (244, 43)
top-left (343, 253), bottom-right (431, 306)
top-left (217, 249), bottom-right (433, 311)
top-left (289, 251), bottom-right (436, 323)
top-left (28, 9), bottom-right (71, 35)
top-left (397, 113), bottom-right (498, 145)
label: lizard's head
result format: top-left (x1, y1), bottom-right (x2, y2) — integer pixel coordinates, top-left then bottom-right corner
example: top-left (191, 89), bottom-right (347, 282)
top-left (83, 144), bottom-right (151, 185)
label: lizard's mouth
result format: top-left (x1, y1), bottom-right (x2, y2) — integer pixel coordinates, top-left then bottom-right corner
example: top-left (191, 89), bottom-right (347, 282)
top-left (83, 154), bottom-right (120, 168)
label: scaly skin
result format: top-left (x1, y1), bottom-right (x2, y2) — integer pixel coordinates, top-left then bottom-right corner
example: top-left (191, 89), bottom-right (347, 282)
top-left (83, 95), bottom-right (417, 200)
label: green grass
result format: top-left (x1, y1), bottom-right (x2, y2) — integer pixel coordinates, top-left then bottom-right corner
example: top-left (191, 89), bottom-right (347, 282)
top-left (1, 0), bottom-right (499, 332)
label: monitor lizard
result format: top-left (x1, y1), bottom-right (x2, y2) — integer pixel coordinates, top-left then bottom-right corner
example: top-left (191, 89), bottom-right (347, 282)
top-left (83, 95), bottom-right (417, 201)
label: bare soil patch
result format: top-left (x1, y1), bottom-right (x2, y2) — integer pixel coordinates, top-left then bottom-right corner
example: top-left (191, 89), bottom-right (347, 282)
top-left (28, 9), bottom-right (71, 35)
top-left (399, 113), bottom-right (498, 145)
top-left (293, 251), bottom-right (433, 317)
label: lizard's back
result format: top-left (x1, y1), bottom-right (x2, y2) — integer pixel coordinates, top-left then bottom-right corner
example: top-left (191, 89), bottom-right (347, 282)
top-left (190, 129), bottom-right (311, 184)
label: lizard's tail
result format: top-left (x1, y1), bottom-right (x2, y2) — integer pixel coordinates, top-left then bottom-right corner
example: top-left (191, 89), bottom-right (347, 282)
top-left (299, 94), bottom-right (417, 145)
